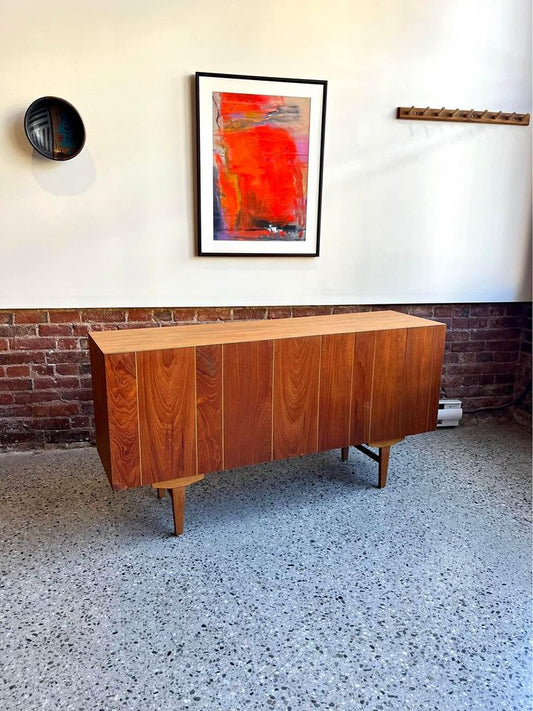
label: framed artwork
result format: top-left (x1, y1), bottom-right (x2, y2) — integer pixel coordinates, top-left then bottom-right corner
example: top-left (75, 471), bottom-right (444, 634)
top-left (196, 72), bottom-right (327, 256)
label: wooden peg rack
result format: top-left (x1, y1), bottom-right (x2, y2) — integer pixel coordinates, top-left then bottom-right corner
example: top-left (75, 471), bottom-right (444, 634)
top-left (397, 106), bottom-right (530, 126)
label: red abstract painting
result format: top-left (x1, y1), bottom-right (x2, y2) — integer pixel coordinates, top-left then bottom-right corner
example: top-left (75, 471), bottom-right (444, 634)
top-left (212, 92), bottom-right (311, 241)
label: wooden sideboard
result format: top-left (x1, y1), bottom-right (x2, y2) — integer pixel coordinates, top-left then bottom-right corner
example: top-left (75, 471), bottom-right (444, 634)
top-left (89, 311), bottom-right (445, 535)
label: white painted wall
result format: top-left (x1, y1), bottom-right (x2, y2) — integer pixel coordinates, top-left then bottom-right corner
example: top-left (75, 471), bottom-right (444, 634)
top-left (1, 0), bottom-right (531, 307)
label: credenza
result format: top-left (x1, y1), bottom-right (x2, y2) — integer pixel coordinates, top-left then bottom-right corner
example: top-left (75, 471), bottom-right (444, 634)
top-left (88, 311), bottom-right (445, 535)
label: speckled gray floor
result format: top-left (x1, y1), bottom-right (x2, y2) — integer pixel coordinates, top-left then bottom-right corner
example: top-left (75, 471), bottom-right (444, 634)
top-left (0, 422), bottom-right (531, 711)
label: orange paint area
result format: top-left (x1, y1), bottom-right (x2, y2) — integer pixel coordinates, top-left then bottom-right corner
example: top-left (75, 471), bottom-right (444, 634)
top-left (213, 92), bottom-right (310, 241)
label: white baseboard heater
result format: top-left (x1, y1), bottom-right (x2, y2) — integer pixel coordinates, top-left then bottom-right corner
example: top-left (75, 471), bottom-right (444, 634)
top-left (437, 399), bottom-right (463, 427)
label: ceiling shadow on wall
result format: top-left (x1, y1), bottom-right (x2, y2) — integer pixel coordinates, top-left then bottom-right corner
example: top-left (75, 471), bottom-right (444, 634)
top-left (520, 212), bottom-right (532, 299)
top-left (330, 110), bottom-right (479, 186)
top-left (8, 110), bottom-right (96, 195)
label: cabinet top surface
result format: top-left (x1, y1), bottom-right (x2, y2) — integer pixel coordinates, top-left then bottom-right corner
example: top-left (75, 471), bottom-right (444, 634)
top-left (89, 311), bottom-right (444, 355)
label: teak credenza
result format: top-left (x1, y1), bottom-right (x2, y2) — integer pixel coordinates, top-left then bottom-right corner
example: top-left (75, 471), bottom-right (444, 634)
top-left (88, 311), bottom-right (446, 535)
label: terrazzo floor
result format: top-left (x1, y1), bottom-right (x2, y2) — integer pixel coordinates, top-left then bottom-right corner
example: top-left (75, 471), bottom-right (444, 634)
top-left (0, 422), bottom-right (531, 711)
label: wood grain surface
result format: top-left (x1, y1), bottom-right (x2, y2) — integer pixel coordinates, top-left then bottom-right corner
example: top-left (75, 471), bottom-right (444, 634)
top-left (350, 331), bottom-right (376, 444)
top-left (273, 336), bottom-right (321, 459)
top-left (368, 328), bottom-right (407, 442)
top-left (88, 337), bottom-right (111, 482)
top-left (223, 340), bottom-right (273, 469)
top-left (318, 333), bottom-right (355, 451)
top-left (425, 326), bottom-right (446, 431)
top-left (105, 352), bottom-right (141, 489)
top-left (401, 326), bottom-right (443, 435)
top-left (90, 312), bottom-right (446, 500)
top-left (137, 347), bottom-right (196, 484)
top-left (89, 311), bottom-right (442, 354)
top-left (196, 344), bottom-right (223, 475)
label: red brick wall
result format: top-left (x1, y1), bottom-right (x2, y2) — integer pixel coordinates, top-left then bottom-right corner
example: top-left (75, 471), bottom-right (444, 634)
top-left (512, 302), bottom-right (532, 429)
top-left (0, 303), bottom-right (530, 449)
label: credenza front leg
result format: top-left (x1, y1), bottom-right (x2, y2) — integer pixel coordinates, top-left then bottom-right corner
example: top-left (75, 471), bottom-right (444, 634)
top-left (152, 474), bottom-right (205, 536)
top-left (169, 487), bottom-right (186, 535)
top-left (341, 446), bottom-right (349, 461)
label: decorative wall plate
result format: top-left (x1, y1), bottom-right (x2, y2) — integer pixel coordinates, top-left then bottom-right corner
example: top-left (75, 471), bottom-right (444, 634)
top-left (24, 96), bottom-right (85, 160)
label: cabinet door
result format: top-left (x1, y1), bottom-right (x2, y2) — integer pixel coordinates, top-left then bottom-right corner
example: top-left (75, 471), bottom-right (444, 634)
top-left (223, 340), bottom-right (273, 469)
top-left (137, 348), bottom-right (197, 485)
top-left (402, 325), bottom-right (445, 435)
top-left (350, 331), bottom-right (376, 445)
top-left (368, 329), bottom-right (407, 442)
top-left (273, 336), bottom-right (321, 459)
top-left (318, 333), bottom-right (355, 451)
top-left (105, 352), bottom-right (141, 490)
top-left (368, 325), bottom-right (445, 442)
top-left (196, 344), bottom-right (223, 475)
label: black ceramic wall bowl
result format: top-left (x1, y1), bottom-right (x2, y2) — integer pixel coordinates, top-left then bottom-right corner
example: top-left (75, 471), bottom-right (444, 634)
top-left (24, 96), bottom-right (86, 160)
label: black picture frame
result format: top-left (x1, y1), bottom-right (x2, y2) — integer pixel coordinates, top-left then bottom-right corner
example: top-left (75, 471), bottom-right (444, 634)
top-left (196, 72), bottom-right (327, 257)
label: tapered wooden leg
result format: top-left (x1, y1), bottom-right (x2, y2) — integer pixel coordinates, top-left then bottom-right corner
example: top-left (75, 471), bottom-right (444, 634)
top-left (378, 446), bottom-right (391, 489)
top-left (169, 487), bottom-right (186, 536)
top-left (341, 446), bottom-right (349, 461)
top-left (152, 474), bottom-right (205, 536)
top-left (357, 438), bottom-right (403, 488)
top-left (157, 488), bottom-right (166, 499)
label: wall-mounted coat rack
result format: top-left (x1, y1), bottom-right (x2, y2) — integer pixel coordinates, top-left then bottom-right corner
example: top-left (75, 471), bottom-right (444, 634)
top-left (397, 106), bottom-right (530, 126)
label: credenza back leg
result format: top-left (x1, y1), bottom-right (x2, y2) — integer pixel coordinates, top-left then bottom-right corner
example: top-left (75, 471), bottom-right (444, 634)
top-left (341, 447), bottom-right (349, 461)
top-left (377, 446), bottom-right (391, 489)
top-left (157, 488), bottom-right (166, 499)
top-left (356, 438), bottom-right (404, 488)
